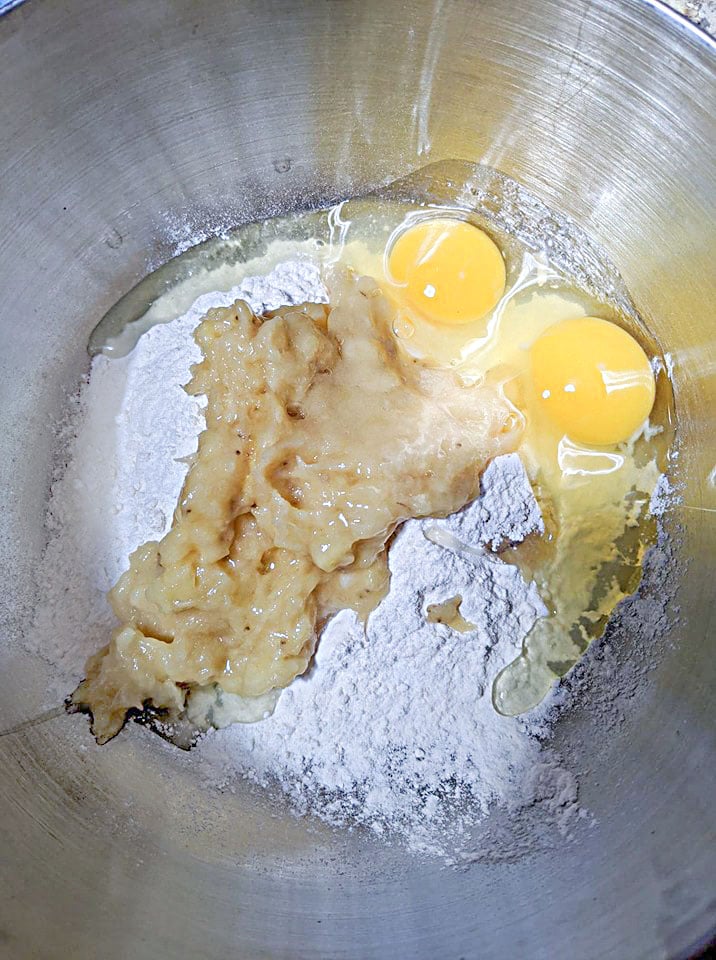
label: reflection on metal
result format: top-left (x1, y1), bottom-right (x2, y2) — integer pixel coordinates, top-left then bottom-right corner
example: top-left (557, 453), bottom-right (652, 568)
top-left (0, 0), bottom-right (27, 15)
top-left (0, 0), bottom-right (714, 958)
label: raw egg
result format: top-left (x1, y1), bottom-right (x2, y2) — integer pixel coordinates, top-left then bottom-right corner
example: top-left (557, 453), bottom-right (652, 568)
top-left (387, 218), bottom-right (506, 326)
top-left (529, 316), bottom-right (656, 446)
top-left (330, 197), bottom-right (668, 717)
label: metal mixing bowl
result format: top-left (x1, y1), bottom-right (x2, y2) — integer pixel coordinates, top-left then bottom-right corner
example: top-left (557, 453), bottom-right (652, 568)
top-left (1, 1), bottom-right (714, 957)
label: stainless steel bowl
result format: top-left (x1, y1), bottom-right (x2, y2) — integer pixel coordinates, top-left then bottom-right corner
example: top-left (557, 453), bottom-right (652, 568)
top-left (1, 1), bottom-right (714, 957)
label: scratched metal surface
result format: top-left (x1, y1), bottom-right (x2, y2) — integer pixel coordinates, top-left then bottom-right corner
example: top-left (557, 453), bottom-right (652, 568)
top-left (0, 2), bottom-right (714, 959)
top-left (3, 0), bottom-right (714, 31)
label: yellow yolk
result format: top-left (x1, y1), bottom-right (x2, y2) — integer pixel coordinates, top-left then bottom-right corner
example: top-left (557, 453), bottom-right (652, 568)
top-left (387, 219), bottom-right (506, 326)
top-left (529, 316), bottom-right (656, 446)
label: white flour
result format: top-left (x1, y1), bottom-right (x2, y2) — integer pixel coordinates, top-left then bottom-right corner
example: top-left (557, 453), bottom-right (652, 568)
top-left (195, 513), bottom-right (564, 853)
top-left (29, 260), bottom-right (584, 858)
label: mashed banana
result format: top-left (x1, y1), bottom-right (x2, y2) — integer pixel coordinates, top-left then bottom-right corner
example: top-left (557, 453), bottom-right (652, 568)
top-left (73, 269), bottom-right (517, 742)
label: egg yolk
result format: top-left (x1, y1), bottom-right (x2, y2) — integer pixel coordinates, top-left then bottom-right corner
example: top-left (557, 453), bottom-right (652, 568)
top-left (387, 219), bottom-right (506, 326)
top-left (529, 316), bottom-right (656, 446)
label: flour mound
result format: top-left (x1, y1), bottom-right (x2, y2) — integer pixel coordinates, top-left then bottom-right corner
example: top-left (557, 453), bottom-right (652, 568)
top-left (28, 259), bottom-right (586, 860)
